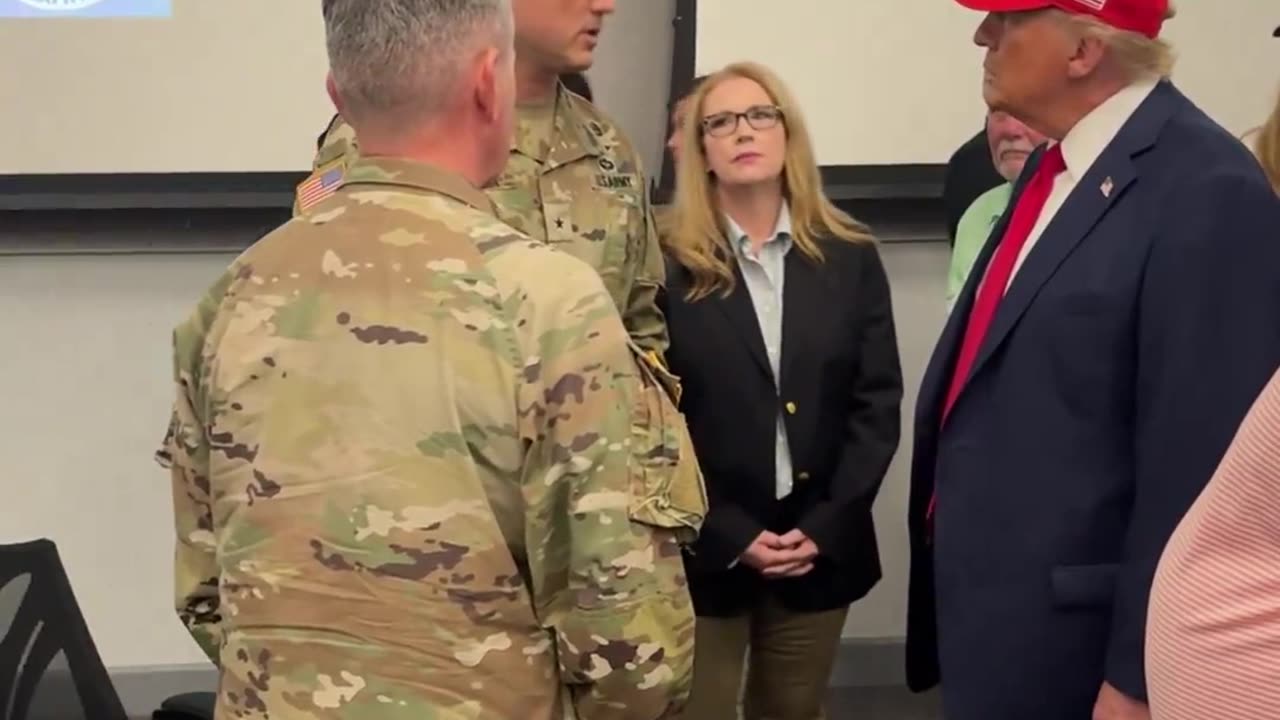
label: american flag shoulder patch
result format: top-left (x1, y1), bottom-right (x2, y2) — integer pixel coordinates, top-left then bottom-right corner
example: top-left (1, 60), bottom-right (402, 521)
top-left (295, 163), bottom-right (345, 212)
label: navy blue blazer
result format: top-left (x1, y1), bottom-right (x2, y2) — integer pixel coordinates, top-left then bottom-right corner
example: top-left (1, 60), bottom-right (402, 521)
top-left (661, 238), bottom-right (903, 617)
top-left (906, 81), bottom-right (1280, 720)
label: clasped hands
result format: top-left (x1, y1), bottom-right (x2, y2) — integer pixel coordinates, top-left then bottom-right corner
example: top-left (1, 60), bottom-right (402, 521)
top-left (739, 530), bottom-right (819, 578)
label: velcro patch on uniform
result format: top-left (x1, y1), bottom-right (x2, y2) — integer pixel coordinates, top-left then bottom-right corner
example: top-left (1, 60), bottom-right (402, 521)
top-left (594, 173), bottom-right (636, 190)
top-left (295, 163), bottom-right (345, 212)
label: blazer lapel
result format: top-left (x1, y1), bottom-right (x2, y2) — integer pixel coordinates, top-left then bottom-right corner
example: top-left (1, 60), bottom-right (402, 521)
top-left (779, 250), bottom-right (823, 389)
top-left (714, 261), bottom-right (774, 383)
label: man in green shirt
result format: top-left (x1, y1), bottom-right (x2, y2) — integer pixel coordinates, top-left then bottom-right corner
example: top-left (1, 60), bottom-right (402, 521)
top-left (946, 110), bottom-right (1048, 311)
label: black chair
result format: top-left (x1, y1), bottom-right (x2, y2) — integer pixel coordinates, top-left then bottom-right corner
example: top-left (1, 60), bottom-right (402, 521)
top-left (0, 538), bottom-right (127, 720)
top-left (152, 691), bottom-right (214, 720)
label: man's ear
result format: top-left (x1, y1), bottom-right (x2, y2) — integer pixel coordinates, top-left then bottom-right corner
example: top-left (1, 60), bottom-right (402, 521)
top-left (325, 73), bottom-right (345, 115)
top-left (1065, 32), bottom-right (1107, 80)
top-left (473, 48), bottom-right (502, 123)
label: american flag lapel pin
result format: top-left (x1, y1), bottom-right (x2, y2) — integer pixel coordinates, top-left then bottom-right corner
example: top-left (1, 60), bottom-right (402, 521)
top-left (1100, 176), bottom-right (1114, 198)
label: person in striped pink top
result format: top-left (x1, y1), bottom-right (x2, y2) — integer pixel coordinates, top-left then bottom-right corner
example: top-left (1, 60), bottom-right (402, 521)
top-left (1147, 365), bottom-right (1280, 719)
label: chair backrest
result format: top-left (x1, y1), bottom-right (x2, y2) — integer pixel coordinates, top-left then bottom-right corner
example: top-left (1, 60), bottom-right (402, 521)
top-left (0, 539), bottom-right (127, 720)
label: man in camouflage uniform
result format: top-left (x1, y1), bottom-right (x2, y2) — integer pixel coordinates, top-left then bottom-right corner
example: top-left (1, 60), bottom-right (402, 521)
top-left (160, 1), bottom-right (704, 717)
top-left (295, 0), bottom-right (668, 359)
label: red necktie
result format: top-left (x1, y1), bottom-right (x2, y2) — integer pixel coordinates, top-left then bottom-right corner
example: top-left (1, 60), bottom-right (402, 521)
top-left (926, 144), bottom-right (1066, 530)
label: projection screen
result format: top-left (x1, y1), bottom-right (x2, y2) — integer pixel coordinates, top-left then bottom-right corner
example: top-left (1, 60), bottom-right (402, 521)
top-left (1, 0), bottom-right (331, 175)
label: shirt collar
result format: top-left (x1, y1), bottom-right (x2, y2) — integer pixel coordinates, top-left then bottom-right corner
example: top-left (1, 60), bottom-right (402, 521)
top-left (989, 182), bottom-right (1014, 223)
top-left (724, 200), bottom-right (793, 256)
top-left (1058, 79), bottom-right (1160, 181)
top-left (342, 156), bottom-right (495, 215)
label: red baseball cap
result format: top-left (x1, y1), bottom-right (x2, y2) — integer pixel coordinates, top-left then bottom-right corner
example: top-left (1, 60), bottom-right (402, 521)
top-left (954, 0), bottom-right (1168, 39)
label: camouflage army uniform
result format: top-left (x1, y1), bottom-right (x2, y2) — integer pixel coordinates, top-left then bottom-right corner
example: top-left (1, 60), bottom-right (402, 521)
top-left (161, 156), bottom-right (706, 719)
top-left (651, 204), bottom-right (676, 246)
top-left (296, 82), bottom-right (668, 359)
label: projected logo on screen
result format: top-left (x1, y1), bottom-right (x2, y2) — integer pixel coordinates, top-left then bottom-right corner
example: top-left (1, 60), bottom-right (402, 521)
top-left (0, 0), bottom-right (171, 17)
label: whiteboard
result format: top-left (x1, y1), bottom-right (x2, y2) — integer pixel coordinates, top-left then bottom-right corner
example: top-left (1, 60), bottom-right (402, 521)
top-left (0, 0), bottom-right (331, 175)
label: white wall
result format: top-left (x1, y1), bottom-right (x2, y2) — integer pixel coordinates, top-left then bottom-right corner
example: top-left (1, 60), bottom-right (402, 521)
top-left (589, 0), bottom-right (676, 181)
top-left (3, 0), bottom-right (678, 176)
top-left (696, 0), bottom-right (985, 166)
top-left (696, 0), bottom-right (1280, 166)
top-left (3, 1), bottom-right (331, 174)
top-left (0, 252), bottom-right (238, 668)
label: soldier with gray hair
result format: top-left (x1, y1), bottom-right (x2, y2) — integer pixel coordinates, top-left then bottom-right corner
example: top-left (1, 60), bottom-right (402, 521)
top-left (160, 1), bottom-right (704, 718)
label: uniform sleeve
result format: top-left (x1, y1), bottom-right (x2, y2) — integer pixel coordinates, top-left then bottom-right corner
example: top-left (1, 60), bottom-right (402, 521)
top-left (157, 306), bottom-right (223, 665)
top-left (621, 173), bottom-right (671, 359)
top-left (518, 264), bottom-right (694, 720)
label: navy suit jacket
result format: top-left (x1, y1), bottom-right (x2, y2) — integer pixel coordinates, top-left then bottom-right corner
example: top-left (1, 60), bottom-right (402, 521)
top-left (906, 81), bottom-right (1280, 720)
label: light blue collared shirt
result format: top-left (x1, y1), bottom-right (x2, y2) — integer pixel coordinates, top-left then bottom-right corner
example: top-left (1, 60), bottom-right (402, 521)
top-left (724, 202), bottom-right (795, 500)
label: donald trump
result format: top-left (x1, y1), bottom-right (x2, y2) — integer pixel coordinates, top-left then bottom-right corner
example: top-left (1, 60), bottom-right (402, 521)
top-left (907, 1), bottom-right (1280, 719)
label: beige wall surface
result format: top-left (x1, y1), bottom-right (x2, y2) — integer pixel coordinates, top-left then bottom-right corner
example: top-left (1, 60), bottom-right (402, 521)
top-left (696, 0), bottom-right (1280, 166)
top-left (0, 0), bottom-right (680, 176)
top-left (4, 0), bottom-right (1274, 174)
top-left (1, 0), bottom-right (333, 174)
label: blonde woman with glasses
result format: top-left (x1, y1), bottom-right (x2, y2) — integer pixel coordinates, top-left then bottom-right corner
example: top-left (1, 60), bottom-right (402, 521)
top-left (658, 62), bottom-right (903, 719)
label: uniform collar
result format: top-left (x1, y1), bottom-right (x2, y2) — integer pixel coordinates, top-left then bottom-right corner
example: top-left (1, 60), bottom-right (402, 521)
top-left (342, 156), bottom-right (495, 215)
top-left (510, 81), bottom-right (607, 169)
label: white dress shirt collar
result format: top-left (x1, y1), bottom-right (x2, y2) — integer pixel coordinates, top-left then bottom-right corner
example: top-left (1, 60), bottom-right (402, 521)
top-left (1000, 79), bottom-right (1160, 286)
top-left (724, 199), bottom-right (793, 257)
top-left (1057, 79), bottom-right (1160, 181)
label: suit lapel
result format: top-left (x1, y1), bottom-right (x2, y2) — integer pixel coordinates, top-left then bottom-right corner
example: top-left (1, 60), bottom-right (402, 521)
top-left (966, 157), bottom-right (1136, 381)
top-left (949, 81), bottom-right (1178, 410)
top-left (713, 261), bottom-right (774, 383)
top-left (780, 249), bottom-right (823, 389)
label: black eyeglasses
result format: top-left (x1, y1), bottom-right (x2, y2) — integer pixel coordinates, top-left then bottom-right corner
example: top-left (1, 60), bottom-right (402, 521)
top-left (700, 105), bottom-right (784, 138)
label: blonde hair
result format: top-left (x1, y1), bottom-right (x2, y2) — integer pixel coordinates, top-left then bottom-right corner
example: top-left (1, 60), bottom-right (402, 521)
top-left (665, 62), bottom-right (874, 301)
top-left (1255, 89), bottom-right (1280, 194)
top-left (1064, 9), bottom-right (1177, 81)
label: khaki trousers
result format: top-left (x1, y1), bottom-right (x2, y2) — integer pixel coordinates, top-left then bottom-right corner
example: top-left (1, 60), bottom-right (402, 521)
top-left (682, 596), bottom-right (850, 720)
